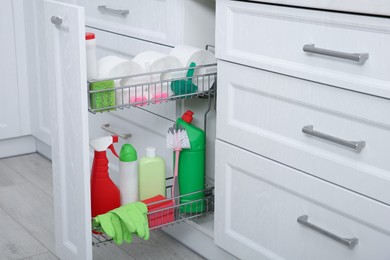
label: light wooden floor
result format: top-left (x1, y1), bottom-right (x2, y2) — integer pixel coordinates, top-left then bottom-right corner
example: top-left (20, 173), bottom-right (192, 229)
top-left (0, 153), bottom-right (204, 260)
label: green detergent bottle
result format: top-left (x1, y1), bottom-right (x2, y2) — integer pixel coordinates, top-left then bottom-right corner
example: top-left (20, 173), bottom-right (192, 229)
top-left (177, 110), bottom-right (205, 213)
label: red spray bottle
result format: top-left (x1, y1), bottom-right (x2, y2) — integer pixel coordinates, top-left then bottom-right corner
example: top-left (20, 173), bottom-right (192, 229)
top-left (90, 135), bottom-right (120, 218)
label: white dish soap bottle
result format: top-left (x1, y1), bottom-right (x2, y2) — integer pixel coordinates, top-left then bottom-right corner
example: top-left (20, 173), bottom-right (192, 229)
top-left (119, 144), bottom-right (138, 205)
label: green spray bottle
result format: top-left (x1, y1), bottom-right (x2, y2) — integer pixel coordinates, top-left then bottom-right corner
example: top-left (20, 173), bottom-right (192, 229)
top-left (176, 110), bottom-right (205, 213)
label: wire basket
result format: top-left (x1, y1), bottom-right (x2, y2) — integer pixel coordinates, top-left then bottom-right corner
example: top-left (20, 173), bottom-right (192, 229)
top-left (92, 179), bottom-right (214, 246)
top-left (88, 63), bottom-right (217, 113)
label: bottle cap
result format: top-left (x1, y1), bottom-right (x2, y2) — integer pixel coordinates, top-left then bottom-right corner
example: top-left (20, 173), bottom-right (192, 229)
top-left (146, 146), bottom-right (156, 158)
top-left (85, 32), bottom-right (95, 40)
top-left (119, 144), bottom-right (137, 162)
top-left (181, 110), bottom-right (194, 123)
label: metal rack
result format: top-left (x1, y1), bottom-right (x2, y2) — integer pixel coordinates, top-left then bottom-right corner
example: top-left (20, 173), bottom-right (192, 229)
top-left (92, 178), bottom-right (214, 246)
top-left (88, 63), bottom-right (217, 114)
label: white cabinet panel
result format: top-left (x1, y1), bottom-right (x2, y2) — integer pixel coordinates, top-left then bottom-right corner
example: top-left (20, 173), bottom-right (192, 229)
top-left (217, 60), bottom-right (390, 205)
top-left (216, 0), bottom-right (390, 98)
top-left (80, 0), bottom-right (177, 46)
top-left (44, 1), bottom-right (91, 259)
top-left (27, 0), bottom-right (52, 145)
top-left (215, 140), bottom-right (390, 260)
top-left (78, 0), bottom-right (215, 48)
top-left (0, 0), bottom-right (21, 140)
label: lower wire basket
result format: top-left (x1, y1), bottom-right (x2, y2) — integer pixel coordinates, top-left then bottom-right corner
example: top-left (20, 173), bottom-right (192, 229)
top-left (92, 182), bottom-right (214, 246)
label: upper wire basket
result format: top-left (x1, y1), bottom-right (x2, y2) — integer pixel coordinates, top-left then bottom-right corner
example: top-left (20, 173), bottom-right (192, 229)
top-left (88, 63), bottom-right (217, 113)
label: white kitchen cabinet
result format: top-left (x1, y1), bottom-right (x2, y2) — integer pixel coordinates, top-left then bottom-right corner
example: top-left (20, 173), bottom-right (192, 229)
top-left (215, 140), bottom-right (390, 260)
top-left (30, 0), bottom-right (215, 150)
top-left (217, 61), bottom-right (390, 205)
top-left (0, 0), bottom-right (21, 140)
top-left (216, 0), bottom-right (390, 98)
top-left (215, 0), bottom-right (390, 259)
top-left (78, 0), bottom-right (216, 48)
top-left (43, 1), bottom-right (228, 259)
top-left (0, 0), bottom-right (35, 158)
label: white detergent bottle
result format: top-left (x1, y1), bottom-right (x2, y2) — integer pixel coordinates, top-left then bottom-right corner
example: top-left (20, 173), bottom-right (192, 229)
top-left (119, 144), bottom-right (139, 205)
top-left (86, 32), bottom-right (97, 80)
top-left (139, 147), bottom-right (166, 200)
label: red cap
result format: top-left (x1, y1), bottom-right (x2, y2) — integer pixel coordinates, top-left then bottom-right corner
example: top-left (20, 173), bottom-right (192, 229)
top-left (112, 135), bottom-right (118, 143)
top-left (85, 32), bottom-right (95, 40)
top-left (181, 110), bottom-right (194, 123)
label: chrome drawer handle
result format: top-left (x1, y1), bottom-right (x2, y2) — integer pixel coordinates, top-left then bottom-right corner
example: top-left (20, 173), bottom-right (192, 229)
top-left (303, 44), bottom-right (369, 64)
top-left (297, 215), bottom-right (359, 249)
top-left (302, 125), bottom-right (366, 152)
top-left (101, 124), bottom-right (131, 140)
top-left (97, 5), bottom-right (129, 17)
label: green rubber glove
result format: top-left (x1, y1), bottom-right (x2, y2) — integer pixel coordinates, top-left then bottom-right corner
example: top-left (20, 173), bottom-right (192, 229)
top-left (110, 213), bottom-right (123, 245)
top-left (112, 211), bottom-right (132, 243)
top-left (93, 212), bottom-right (124, 245)
top-left (134, 202), bottom-right (150, 240)
top-left (112, 202), bottom-right (150, 241)
top-left (93, 213), bottom-right (115, 238)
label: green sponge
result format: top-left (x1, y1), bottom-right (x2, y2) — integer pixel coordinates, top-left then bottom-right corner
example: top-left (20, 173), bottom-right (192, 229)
top-left (90, 80), bottom-right (116, 112)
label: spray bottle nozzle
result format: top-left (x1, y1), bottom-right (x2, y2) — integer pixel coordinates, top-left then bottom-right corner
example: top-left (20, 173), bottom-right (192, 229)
top-left (109, 144), bottom-right (119, 158)
top-left (90, 135), bottom-right (119, 157)
top-left (109, 135), bottom-right (119, 158)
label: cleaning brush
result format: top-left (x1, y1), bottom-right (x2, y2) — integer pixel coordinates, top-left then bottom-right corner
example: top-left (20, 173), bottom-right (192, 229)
top-left (166, 124), bottom-right (191, 205)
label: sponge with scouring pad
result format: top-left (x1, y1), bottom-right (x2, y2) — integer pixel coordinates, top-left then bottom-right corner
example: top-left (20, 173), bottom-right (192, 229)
top-left (90, 80), bottom-right (116, 112)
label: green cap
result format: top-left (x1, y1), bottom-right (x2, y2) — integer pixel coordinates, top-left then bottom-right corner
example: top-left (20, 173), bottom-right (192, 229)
top-left (119, 144), bottom-right (137, 162)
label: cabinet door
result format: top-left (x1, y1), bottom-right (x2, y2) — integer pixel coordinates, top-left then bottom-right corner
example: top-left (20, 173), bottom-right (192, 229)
top-left (44, 1), bottom-right (91, 259)
top-left (0, 0), bottom-right (21, 140)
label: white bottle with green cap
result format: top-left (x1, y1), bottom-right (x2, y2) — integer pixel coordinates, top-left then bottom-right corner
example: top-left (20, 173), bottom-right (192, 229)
top-left (119, 144), bottom-right (138, 205)
top-left (139, 146), bottom-right (166, 200)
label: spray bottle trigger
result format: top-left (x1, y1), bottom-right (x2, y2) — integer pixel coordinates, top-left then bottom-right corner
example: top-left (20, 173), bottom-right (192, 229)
top-left (109, 144), bottom-right (119, 158)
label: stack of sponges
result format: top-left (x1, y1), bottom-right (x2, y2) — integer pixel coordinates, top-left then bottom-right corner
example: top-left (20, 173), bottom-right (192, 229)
top-left (93, 201), bottom-right (149, 245)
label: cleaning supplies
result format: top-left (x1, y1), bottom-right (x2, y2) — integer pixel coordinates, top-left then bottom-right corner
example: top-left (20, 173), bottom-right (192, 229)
top-left (166, 124), bottom-right (190, 205)
top-left (119, 144), bottom-right (138, 205)
top-left (90, 80), bottom-right (116, 111)
top-left (97, 55), bottom-right (146, 106)
top-left (141, 195), bottom-right (174, 228)
top-left (86, 32), bottom-right (97, 80)
top-left (112, 202), bottom-right (150, 241)
top-left (90, 135), bottom-right (120, 218)
top-left (176, 110), bottom-right (206, 213)
top-left (93, 211), bottom-right (129, 245)
top-left (93, 201), bottom-right (149, 245)
top-left (170, 62), bottom-right (198, 96)
top-left (139, 147), bottom-right (166, 200)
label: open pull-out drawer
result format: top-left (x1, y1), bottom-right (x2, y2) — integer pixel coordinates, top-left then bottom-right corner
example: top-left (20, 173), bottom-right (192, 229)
top-left (44, 1), bottom-right (216, 259)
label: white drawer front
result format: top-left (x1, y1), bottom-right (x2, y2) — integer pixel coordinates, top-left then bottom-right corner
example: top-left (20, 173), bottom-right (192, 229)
top-left (77, 0), bottom-right (178, 45)
top-left (217, 61), bottom-right (390, 204)
top-left (215, 140), bottom-right (390, 260)
top-left (216, 0), bottom-right (390, 98)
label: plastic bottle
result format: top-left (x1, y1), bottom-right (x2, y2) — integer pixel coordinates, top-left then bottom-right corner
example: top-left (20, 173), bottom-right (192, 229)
top-left (86, 32), bottom-right (98, 80)
top-left (176, 110), bottom-right (205, 213)
top-left (90, 135), bottom-right (120, 218)
top-left (119, 144), bottom-right (138, 205)
top-left (139, 147), bottom-right (166, 200)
